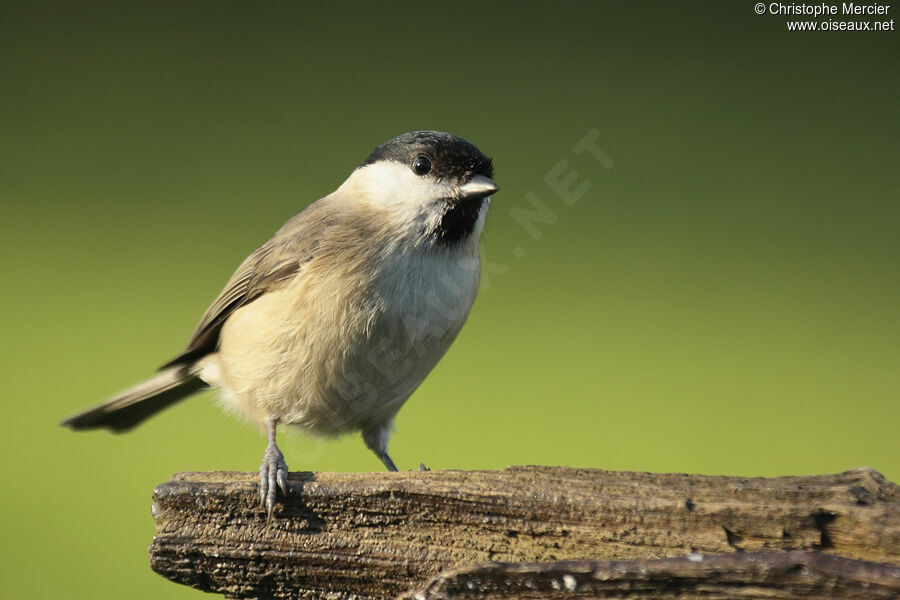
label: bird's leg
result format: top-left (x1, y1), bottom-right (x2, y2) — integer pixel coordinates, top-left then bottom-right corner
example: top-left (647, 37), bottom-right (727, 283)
top-left (259, 418), bottom-right (288, 521)
top-left (362, 423), bottom-right (399, 472)
top-left (379, 451), bottom-right (399, 472)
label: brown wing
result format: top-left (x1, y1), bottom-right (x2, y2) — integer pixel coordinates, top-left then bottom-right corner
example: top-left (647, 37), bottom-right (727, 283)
top-left (160, 198), bottom-right (334, 369)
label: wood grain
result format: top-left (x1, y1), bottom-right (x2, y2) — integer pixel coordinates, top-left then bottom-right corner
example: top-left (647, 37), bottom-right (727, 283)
top-left (149, 467), bottom-right (898, 599)
top-left (403, 552), bottom-right (900, 599)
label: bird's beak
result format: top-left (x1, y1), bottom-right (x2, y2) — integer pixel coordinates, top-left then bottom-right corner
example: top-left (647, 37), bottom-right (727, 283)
top-left (458, 174), bottom-right (498, 200)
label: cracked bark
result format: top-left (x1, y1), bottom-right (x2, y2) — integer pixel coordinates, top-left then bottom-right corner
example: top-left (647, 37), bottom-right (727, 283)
top-left (402, 552), bottom-right (900, 599)
top-left (149, 466), bottom-right (898, 599)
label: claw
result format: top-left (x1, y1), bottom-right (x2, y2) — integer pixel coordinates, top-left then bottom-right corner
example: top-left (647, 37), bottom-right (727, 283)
top-left (277, 465), bottom-right (288, 495)
top-left (259, 463), bottom-right (269, 505)
top-left (266, 465), bottom-right (278, 522)
top-left (259, 419), bottom-right (289, 522)
top-left (260, 444), bottom-right (289, 521)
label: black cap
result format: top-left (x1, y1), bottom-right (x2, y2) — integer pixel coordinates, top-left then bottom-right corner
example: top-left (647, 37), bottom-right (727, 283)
top-left (361, 130), bottom-right (494, 181)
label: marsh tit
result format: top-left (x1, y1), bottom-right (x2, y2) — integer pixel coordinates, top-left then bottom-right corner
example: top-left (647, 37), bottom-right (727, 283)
top-left (63, 131), bottom-right (498, 518)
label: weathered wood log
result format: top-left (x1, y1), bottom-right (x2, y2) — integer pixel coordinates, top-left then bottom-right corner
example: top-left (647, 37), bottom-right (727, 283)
top-left (149, 467), bottom-right (898, 599)
top-left (402, 552), bottom-right (900, 599)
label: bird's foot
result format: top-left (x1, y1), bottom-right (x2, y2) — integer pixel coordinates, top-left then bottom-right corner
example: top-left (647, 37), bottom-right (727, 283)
top-left (259, 443), bottom-right (288, 522)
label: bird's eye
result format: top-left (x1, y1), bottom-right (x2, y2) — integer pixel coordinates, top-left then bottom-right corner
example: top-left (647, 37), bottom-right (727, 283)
top-left (412, 155), bottom-right (432, 176)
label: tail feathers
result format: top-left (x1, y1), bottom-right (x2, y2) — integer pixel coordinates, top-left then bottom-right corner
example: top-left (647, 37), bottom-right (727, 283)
top-left (62, 367), bottom-right (208, 433)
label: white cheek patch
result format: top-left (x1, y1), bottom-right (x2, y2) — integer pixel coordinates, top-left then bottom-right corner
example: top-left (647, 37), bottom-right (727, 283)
top-left (342, 161), bottom-right (457, 240)
top-left (471, 197), bottom-right (490, 241)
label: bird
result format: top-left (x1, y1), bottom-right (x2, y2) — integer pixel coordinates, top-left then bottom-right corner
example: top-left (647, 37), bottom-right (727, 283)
top-left (62, 130), bottom-right (498, 519)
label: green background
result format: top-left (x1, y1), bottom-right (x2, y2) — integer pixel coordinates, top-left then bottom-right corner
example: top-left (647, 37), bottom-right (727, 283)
top-left (2, 1), bottom-right (897, 598)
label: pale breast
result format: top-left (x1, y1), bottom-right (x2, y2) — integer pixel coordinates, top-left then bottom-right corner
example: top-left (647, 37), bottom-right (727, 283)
top-left (215, 245), bottom-right (481, 435)
top-left (309, 248), bottom-right (482, 433)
